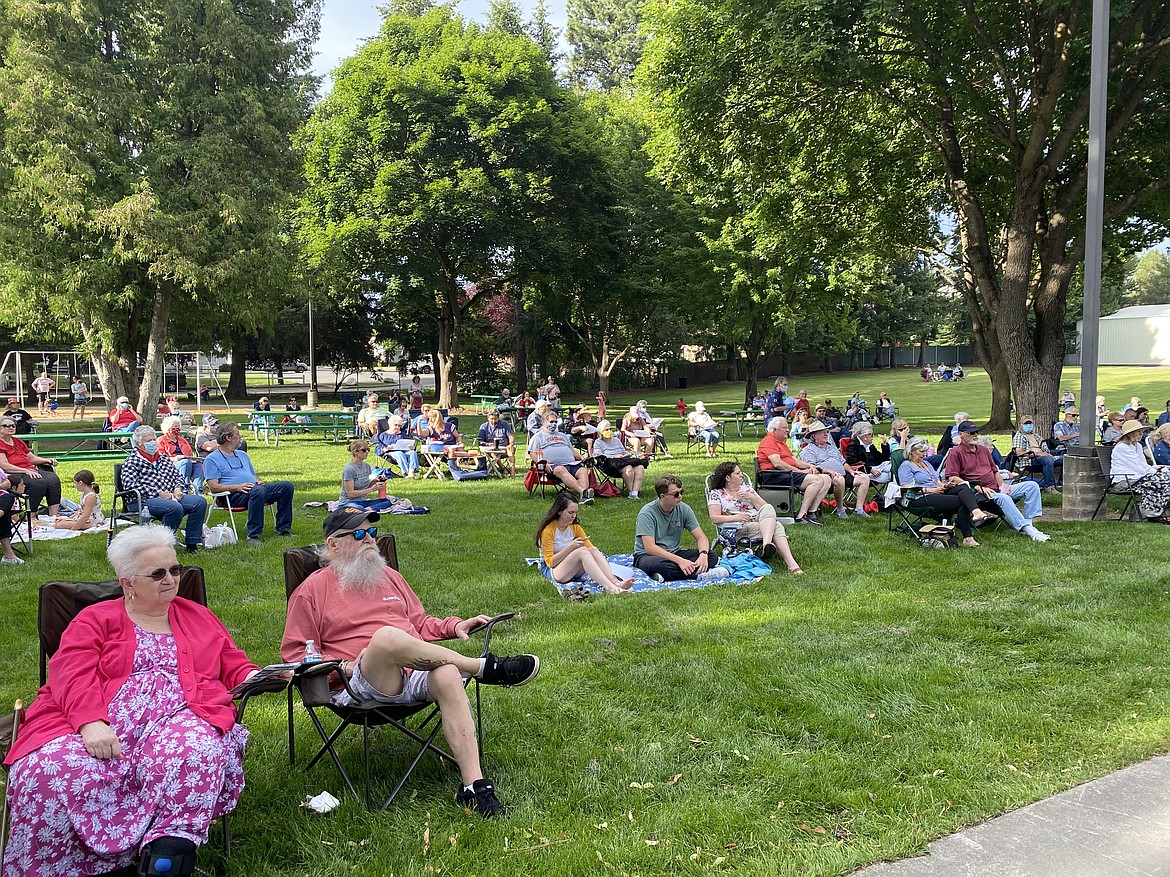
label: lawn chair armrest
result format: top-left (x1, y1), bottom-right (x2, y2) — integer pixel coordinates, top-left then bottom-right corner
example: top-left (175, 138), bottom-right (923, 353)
top-left (465, 612), bottom-right (516, 657)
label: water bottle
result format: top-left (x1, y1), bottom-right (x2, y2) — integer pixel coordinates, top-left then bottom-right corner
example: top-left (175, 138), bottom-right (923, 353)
top-left (302, 639), bottom-right (323, 664)
top-left (138, 503), bottom-right (151, 525)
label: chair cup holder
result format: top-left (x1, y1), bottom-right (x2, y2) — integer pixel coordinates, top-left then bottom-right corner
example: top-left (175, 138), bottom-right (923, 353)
top-left (299, 673), bottom-right (333, 706)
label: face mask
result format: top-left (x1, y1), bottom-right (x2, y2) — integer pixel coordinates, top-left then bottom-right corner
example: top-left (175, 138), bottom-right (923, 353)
top-left (119, 402), bottom-right (130, 410)
top-left (142, 441), bottom-right (158, 454)
top-left (1022, 424), bottom-right (1034, 434)
top-left (601, 430), bottom-right (613, 439)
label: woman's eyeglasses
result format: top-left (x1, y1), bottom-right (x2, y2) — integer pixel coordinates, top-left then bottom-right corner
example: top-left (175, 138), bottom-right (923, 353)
top-left (135, 565), bottom-right (182, 582)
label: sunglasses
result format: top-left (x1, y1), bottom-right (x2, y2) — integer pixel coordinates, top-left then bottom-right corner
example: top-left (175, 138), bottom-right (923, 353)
top-left (135, 564), bottom-right (182, 582)
top-left (667, 489), bottom-right (684, 498)
top-left (336, 526), bottom-right (377, 541)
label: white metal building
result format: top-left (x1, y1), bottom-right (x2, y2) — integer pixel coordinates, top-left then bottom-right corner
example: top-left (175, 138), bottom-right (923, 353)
top-left (1078, 304), bottom-right (1170, 366)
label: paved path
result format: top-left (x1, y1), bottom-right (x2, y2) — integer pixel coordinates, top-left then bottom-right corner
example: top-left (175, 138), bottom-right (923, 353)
top-left (854, 754), bottom-right (1170, 876)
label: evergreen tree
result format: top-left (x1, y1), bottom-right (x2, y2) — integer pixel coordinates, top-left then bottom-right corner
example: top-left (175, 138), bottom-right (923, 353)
top-left (566, 0), bottom-right (644, 91)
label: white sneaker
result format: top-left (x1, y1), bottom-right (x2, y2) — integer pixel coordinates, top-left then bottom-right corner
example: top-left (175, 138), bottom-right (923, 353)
top-left (628, 491), bottom-right (639, 499)
top-left (697, 566), bottom-right (729, 582)
top-left (1023, 525), bottom-right (1051, 542)
top-left (1, 555), bottom-right (25, 564)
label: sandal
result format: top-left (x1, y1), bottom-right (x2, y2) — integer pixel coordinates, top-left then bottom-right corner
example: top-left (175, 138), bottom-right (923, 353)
top-left (564, 583), bottom-right (590, 601)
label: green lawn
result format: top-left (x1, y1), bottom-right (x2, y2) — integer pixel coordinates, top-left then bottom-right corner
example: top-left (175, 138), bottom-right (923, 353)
top-left (3, 366), bottom-right (1170, 876)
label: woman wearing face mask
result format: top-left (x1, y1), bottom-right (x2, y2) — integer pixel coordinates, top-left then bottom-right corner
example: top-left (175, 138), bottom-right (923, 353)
top-left (1011, 415), bottom-right (1061, 490)
top-left (158, 415), bottom-right (203, 492)
top-left (120, 426), bottom-right (208, 552)
top-left (591, 420), bottom-right (647, 498)
top-left (107, 396), bottom-right (143, 433)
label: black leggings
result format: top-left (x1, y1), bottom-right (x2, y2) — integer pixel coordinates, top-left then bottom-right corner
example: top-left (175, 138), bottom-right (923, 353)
top-left (0, 491), bottom-right (14, 540)
top-left (908, 486), bottom-right (978, 537)
top-left (21, 469), bottom-right (62, 513)
top-left (634, 548), bottom-right (717, 582)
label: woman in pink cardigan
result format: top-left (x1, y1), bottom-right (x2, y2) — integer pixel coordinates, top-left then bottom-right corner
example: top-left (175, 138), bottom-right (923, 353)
top-left (3, 525), bottom-right (260, 877)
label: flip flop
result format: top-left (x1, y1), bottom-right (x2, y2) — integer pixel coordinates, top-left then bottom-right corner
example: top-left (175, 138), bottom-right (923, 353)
top-left (563, 583), bottom-right (590, 601)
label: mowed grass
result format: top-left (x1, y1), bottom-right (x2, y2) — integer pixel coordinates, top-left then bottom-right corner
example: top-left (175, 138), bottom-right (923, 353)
top-left (3, 366), bottom-right (1170, 876)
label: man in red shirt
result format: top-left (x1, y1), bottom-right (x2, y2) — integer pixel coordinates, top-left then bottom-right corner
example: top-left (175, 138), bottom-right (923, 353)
top-left (755, 417), bottom-right (832, 525)
top-left (945, 420), bottom-right (1050, 541)
top-left (281, 507), bottom-right (540, 817)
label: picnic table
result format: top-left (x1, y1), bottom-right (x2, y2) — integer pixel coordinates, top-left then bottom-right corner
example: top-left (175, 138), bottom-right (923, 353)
top-left (24, 430), bottom-right (133, 461)
top-left (719, 409), bottom-right (766, 438)
top-left (284, 410), bottom-right (356, 443)
top-left (470, 394), bottom-right (498, 415)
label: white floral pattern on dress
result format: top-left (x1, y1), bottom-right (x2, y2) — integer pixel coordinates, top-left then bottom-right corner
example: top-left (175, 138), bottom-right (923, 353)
top-left (3, 629), bottom-right (247, 877)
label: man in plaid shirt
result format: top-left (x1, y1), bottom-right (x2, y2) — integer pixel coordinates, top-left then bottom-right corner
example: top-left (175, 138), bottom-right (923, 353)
top-left (121, 425), bottom-right (208, 551)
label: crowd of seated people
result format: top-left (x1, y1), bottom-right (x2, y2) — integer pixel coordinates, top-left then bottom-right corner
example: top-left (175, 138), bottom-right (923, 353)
top-left (1109, 420), bottom-right (1170, 522)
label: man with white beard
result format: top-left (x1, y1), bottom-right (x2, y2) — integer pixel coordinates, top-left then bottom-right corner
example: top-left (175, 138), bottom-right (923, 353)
top-left (280, 507), bottom-right (540, 817)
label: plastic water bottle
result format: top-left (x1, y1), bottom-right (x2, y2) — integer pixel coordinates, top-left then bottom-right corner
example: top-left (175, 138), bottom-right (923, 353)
top-left (138, 504), bottom-right (151, 525)
top-left (302, 640), bottom-right (323, 664)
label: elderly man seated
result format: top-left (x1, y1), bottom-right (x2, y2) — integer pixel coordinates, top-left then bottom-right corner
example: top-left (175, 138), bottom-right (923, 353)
top-left (755, 416), bottom-right (832, 525)
top-left (1011, 415), bottom-right (1061, 490)
top-left (946, 420), bottom-right (1050, 541)
top-left (1052, 407), bottom-right (1081, 452)
top-left (107, 396), bottom-right (143, 433)
top-left (356, 394), bottom-right (385, 437)
top-left (374, 415), bottom-right (420, 478)
top-left (280, 507), bottom-right (539, 817)
top-left (525, 399), bottom-right (557, 434)
top-left (798, 421), bottom-right (871, 518)
top-left (203, 422), bottom-right (295, 545)
top-left (477, 408), bottom-right (516, 475)
top-left (527, 410), bottom-right (593, 503)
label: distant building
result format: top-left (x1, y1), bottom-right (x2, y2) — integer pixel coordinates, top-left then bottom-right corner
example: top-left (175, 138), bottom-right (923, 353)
top-left (1077, 304), bottom-right (1170, 366)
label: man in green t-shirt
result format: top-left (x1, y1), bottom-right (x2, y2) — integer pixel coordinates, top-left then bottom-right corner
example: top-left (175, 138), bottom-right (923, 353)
top-left (633, 474), bottom-right (716, 581)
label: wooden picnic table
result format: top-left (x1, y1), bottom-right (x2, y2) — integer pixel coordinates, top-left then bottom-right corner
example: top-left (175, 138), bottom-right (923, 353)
top-left (718, 409), bottom-right (766, 438)
top-left (24, 430), bottom-right (133, 461)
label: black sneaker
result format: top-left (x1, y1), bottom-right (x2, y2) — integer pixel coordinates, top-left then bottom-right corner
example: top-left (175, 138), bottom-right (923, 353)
top-left (761, 543), bottom-right (777, 560)
top-left (456, 777), bottom-right (504, 817)
top-left (480, 653), bottom-right (540, 687)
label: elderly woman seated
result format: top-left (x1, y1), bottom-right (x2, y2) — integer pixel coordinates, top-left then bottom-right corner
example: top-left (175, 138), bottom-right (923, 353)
top-left (845, 421), bottom-right (892, 482)
top-left (687, 402), bottom-right (721, 457)
top-left (568, 405), bottom-right (598, 456)
top-left (621, 406), bottom-right (659, 456)
top-left (0, 413), bottom-right (63, 516)
top-left (158, 415), bottom-right (203, 492)
top-left (707, 461), bottom-right (802, 574)
top-left (1152, 423), bottom-right (1170, 466)
top-left (122, 425), bottom-right (208, 552)
top-left (591, 420), bottom-right (647, 499)
top-left (373, 414), bottom-right (420, 478)
top-left (896, 438), bottom-right (993, 547)
top-left (798, 421), bottom-right (872, 517)
top-left (1110, 420), bottom-right (1170, 521)
top-left (2, 525), bottom-right (260, 877)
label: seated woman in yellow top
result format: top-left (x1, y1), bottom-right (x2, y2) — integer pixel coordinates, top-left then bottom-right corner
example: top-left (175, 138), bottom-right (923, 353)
top-left (534, 493), bottom-right (633, 594)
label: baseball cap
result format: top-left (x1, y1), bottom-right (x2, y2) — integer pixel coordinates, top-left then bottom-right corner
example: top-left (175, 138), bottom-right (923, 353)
top-left (324, 506), bottom-right (380, 538)
top-left (957, 420), bottom-right (979, 433)
top-left (202, 413), bottom-right (219, 426)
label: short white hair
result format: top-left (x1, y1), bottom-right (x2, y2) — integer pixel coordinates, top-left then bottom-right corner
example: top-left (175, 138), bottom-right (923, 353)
top-left (107, 524), bottom-right (177, 579)
top-left (160, 415), bottom-right (181, 433)
top-left (133, 424), bottom-right (157, 444)
top-left (954, 411), bottom-right (969, 424)
top-left (851, 421), bottom-right (874, 438)
top-left (767, 416), bottom-right (787, 431)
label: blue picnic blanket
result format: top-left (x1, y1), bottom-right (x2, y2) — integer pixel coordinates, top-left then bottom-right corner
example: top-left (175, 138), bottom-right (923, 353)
top-left (525, 552), bottom-right (770, 596)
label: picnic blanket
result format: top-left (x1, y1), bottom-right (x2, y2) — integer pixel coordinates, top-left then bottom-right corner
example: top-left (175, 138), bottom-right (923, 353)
top-left (525, 551), bottom-right (770, 597)
top-left (31, 517), bottom-right (105, 540)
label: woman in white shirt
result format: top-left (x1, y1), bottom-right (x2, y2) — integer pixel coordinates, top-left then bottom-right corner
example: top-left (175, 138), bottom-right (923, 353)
top-left (1110, 420), bottom-right (1170, 520)
top-left (687, 402), bottom-right (721, 457)
top-left (707, 461), bottom-right (803, 574)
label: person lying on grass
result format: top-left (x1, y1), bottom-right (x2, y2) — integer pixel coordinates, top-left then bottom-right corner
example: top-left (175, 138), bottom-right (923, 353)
top-left (281, 507), bottom-right (540, 818)
top-left (535, 493), bottom-right (634, 594)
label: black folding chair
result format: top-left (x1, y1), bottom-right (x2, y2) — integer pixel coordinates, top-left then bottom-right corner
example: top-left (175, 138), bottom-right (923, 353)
top-left (1093, 444), bottom-right (1140, 521)
top-left (282, 536), bottom-right (515, 808)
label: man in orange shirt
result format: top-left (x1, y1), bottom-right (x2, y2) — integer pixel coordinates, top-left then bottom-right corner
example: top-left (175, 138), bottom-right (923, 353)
top-left (756, 417), bottom-right (833, 525)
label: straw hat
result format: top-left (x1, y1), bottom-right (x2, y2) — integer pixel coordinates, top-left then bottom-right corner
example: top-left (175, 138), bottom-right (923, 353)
top-left (1119, 419), bottom-right (1151, 439)
top-left (804, 420), bottom-right (829, 434)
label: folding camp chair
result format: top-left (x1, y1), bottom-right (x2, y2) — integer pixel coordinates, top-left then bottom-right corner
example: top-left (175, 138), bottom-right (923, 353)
top-left (282, 535), bottom-right (516, 808)
top-left (2, 487), bottom-right (33, 558)
top-left (1093, 444), bottom-right (1140, 521)
top-left (107, 461), bottom-right (164, 545)
top-left (704, 474), bottom-right (763, 556)
top-left (0, 699), bottom-right (26, 869)
top-left (207, 490), bottom-right (278, 539)
top-left (753, 460), bottom-right (800, 517)
top-left (686, 422), bottom-right (726, 456)
top-left (525, 459), bottom-right (570, 498)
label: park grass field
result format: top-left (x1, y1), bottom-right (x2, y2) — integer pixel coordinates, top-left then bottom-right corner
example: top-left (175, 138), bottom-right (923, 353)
top-left (3, 366), bottom-right (1170, 876)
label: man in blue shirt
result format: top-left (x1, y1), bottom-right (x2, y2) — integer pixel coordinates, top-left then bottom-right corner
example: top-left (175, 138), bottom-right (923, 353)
top-left (763, 377), bottom-right (789, 422)
top-left (477, 408), bottom-right (516, 475)
top-left (1157, 400), bottom-right (1170, 427)
top-left (204, 422), bottom-right (295, 544)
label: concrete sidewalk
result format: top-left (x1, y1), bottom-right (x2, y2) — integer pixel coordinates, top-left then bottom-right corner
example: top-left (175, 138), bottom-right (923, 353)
top-left (855, 754), bottom-right (1170, 876)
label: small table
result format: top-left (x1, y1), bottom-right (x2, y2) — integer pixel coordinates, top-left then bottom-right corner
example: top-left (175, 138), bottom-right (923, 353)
top-left (478, 446), bottom-right (513, 478)
top-left (719, 410), bottom-right (764, 438)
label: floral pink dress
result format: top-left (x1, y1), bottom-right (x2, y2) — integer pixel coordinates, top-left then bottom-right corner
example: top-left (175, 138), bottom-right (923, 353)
top-left (2, 629), bottom-right (248, 876)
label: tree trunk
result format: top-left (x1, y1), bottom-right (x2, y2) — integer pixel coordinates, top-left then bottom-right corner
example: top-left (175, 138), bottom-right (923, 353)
top-left (513, 336), bottom-right (528, 394)
top-left (138, 281), bottom-right (172, 419)
top-left (916, 342), bottom-right (926, 369)
top-left (227, 336), bottom-right (249, 399)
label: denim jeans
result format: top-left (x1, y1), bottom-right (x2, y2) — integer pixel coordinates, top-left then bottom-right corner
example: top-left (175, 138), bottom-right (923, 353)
top-left (145, 494), bottom-right (208, 547)
top-left (988, 480), bottom-right (1043, 531)
top-left (244, 481), bottom-right (294, 538)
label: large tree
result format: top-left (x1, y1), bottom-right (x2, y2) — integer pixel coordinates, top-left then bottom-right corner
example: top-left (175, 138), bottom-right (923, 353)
top-left (644, 0), bottom-right (1170, 433)
top-left (0, 0), bottom-right (318, 409)
top-left (566, 0), bottom-right (645, 91)
top-left (298, 4), bottom-right (593, 408)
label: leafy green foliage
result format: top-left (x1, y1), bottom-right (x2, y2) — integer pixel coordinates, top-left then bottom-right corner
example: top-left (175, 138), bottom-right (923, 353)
top-left (566, 0), bottom-right (646, 91)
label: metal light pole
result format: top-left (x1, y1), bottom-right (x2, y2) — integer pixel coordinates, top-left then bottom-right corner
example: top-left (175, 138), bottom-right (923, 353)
top-left (1064, 0), bottom-right (1109, 520)
top-left (307, 287), bottom-right (319, 409)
